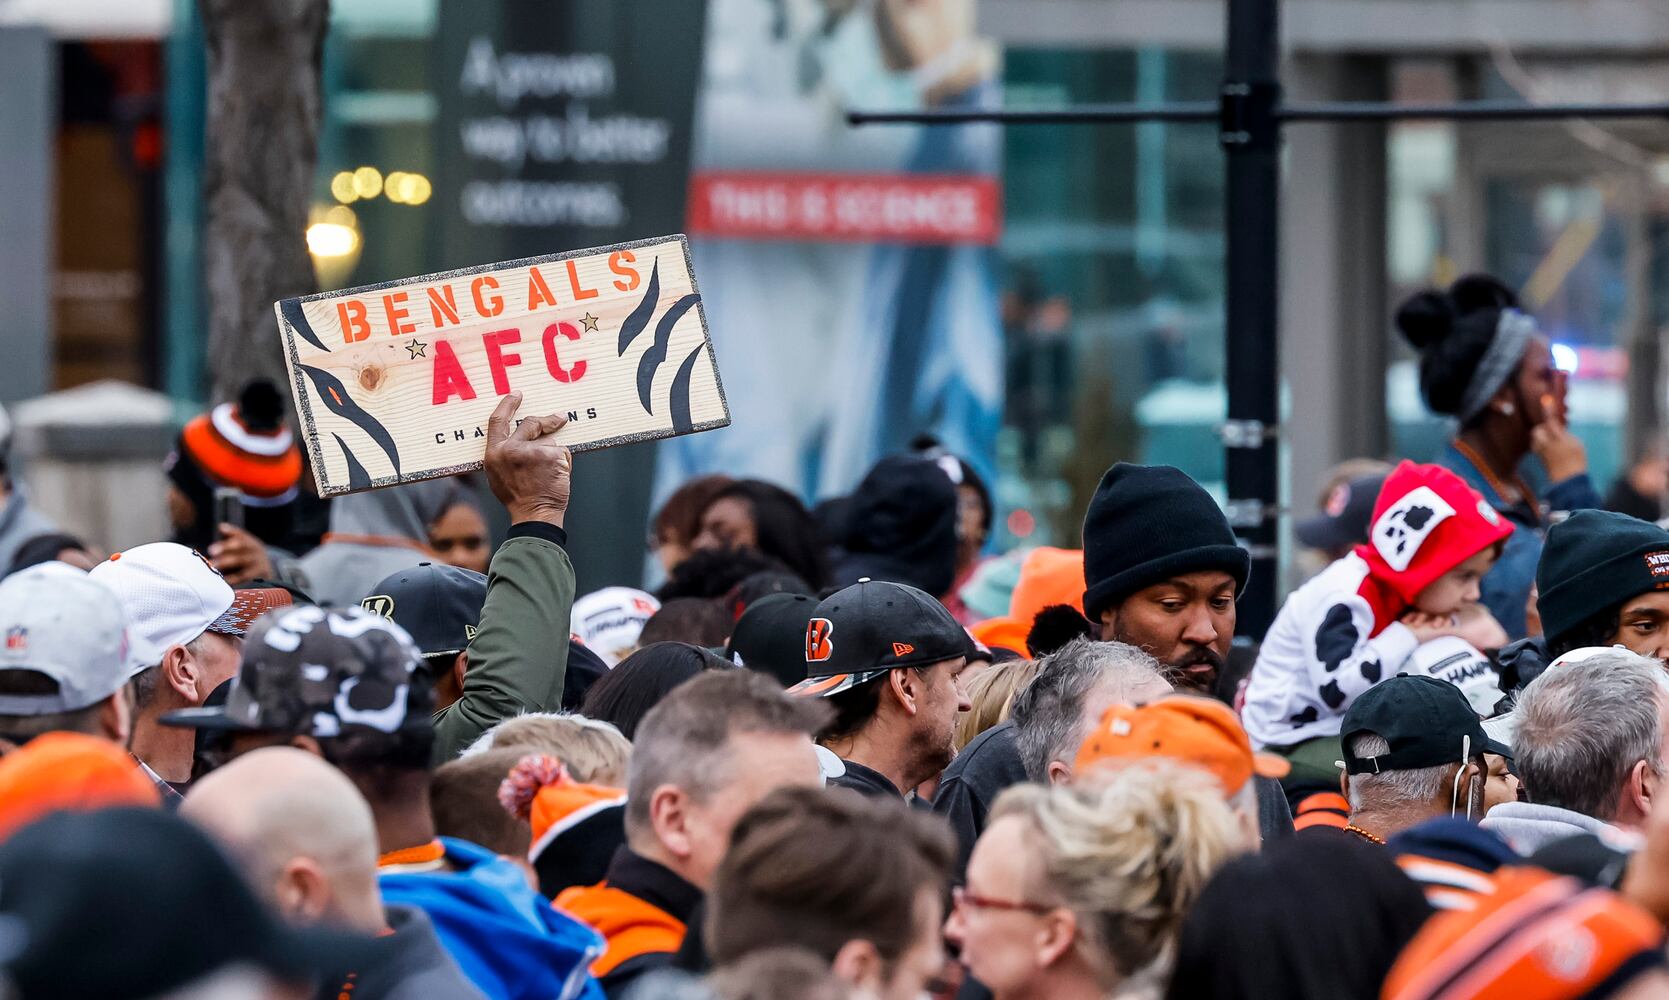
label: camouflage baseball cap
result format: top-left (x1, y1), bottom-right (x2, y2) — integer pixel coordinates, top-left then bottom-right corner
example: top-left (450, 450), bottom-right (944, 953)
top-left (159, 605), bottom-right (431, 738)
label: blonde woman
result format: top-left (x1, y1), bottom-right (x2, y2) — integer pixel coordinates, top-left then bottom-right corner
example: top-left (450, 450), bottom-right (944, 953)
top-left (945, 760), bottom-right (1245, 1000)
top-left (459, 711), bottom-right (631, 786)
top-left (955, 657), bottom-right (1043, 751)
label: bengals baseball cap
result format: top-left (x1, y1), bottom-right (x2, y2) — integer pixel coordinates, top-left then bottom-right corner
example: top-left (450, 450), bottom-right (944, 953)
top-left (362, 562), bottom-right (486, 658)
top-left (728, 592), bottom-right (819, 688)
top-left (159, 605), bottom-right (430, 737)
top-left (786, 579), bottom-right (968, 698)
top-left (1073, 696), bottom-right (1289, 794)
top-left (0, 563), bottom-right (154, 715)
top-left (89, 542), bottom-right (290, 659)
top-left (1341, 674), bottom-right (1487, 776)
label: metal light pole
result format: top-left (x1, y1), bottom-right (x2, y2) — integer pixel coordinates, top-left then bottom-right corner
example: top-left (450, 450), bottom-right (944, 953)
top-left (1219, 0), bottom-right (1282, 634)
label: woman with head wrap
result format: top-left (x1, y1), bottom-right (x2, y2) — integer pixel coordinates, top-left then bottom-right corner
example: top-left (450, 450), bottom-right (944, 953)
top-left (1396, 275), bottom-right (1600, 639)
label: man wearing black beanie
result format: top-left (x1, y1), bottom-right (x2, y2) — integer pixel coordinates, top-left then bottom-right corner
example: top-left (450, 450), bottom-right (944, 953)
top-left (1081, 464), bottom-right (1250, 694)
top-left (1536, 508), bottom-right (1669, 661)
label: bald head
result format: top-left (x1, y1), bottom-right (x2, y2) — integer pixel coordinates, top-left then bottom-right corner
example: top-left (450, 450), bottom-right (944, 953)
top-left (182, 747), bottom-right (383, 931)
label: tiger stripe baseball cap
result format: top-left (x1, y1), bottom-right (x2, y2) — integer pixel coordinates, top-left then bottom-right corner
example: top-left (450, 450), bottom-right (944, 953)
top-left (786, 579), bottom-right (968, 698)
top-left (89, 543), bottom-right (290, 659)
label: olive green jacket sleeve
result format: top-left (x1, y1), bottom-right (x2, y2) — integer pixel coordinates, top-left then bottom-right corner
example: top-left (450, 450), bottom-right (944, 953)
top-left (430, 523), bottom-right (575, 763)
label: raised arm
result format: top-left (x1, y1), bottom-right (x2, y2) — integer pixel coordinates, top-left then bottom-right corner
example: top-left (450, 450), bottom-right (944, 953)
top-left (431, 393), bottom-right (577, 762)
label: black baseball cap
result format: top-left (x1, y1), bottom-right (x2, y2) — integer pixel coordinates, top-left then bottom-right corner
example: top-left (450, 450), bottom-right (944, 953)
top-left (787, 579), bottom-right (968, 698)
top-left (728, 592), bottom-right (819, 688)
top-left (1296, 473), bottom-right (1388, 552)
top-left (362, 562), bottom-right (486, 657)
top-left (1341, 674), bottom-right (1487, 775)
top-left (0, 806), bottom-right (369, 999)
top-left (160, 605), bottom-right (431, 738)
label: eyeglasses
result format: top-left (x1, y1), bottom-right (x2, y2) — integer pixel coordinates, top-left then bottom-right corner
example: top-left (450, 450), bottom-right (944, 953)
top-left (952, 885), bottom-right (1054, 916)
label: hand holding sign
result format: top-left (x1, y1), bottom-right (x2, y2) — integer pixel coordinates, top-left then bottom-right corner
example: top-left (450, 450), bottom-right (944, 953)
top-left (275, 235), bottom-right (728, 496)
top-left (485, 392), bottom-right (572, 530)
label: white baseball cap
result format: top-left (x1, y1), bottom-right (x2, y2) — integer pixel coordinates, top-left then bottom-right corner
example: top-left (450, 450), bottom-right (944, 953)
top-left (1408, 635), bottom-right (1499, 716)
top-left (1476, 647), bottom-right (1619, 762)
top-left (88, 543), bottom-right (285, 662)
top-left (572, 587), bottom-right (660, 666)
top-left (0, 563), bottom-right (153, 714)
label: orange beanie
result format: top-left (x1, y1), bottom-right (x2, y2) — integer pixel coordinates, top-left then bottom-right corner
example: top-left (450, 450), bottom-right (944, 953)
top-left (0, 732), bottom-right (160, 842)
top-left (1009, 547), bottom-right (1085, 620)
top-left (970, 547), bottom-right (1086, 655)
top-left (498, 754), bottom-right (627, 857)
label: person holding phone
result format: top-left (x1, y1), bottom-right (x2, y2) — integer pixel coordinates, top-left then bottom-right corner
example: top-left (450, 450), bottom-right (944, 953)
top-left (165, 379), bottom-right (308, 584)
top-left (1396, 274), bottom-right (1601, 640)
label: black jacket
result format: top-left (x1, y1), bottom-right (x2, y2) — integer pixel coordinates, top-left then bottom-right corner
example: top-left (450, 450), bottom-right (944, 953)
top-left (932, 721), bottom-right (1027, 877)
top-left (829, 759), bottom-right (906, 798)
top-left (931, 721), bottom-right (1291, 880)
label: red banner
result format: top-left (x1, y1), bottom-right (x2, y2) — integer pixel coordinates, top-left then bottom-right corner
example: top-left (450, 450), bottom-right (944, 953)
top-left (686, 172), bottom-right (1001, 246)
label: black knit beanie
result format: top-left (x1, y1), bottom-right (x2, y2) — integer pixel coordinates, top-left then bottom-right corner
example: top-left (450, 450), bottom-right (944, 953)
top-left (1081, 463), bottom-right (1250, 623)
top-left (1536, 508), bottom-right (1669, 644)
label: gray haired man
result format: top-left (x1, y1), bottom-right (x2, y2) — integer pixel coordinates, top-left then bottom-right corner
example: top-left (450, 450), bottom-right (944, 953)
top-left (933, 638), bottom-right (1292, 875)
top-left (1337, 675), bottom-right (1488, 845)
top-left (933, 639), bottom-right (1170, 873)
top-left (1483, 649), bottom-right (1669, 854)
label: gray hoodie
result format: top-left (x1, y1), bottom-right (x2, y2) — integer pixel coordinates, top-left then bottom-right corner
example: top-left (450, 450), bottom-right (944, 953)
top-left (334, 905), bottom-right (486, 1000)
top-left (296, 480), bottom-right (463, 607)
top-left (1480, 801), bottom-right (1624, 856)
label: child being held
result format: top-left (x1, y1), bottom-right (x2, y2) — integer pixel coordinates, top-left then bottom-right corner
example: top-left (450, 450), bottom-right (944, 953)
top-left (1243, 461), bottom-right (1512, 752)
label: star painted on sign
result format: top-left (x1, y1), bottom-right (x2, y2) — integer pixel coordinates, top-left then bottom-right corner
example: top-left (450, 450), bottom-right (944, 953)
top-left (580, 312), bottom-right (600, 332)
top-left (406, 339), bottom-right (427, 359)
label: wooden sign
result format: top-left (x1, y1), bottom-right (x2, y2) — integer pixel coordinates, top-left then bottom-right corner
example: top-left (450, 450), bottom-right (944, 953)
top-left (275, 235), bottom-right (729, 496)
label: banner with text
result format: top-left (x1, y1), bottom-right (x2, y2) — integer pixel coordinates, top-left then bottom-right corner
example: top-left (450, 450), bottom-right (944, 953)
top-left (276, 236), bottom-right (727, 497)
top-left (432, 0), bottom-right (706, 266)
top-left (431, 0), bottom-right (708, 583)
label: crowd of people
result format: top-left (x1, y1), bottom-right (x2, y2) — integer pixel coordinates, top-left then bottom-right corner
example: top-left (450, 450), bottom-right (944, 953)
top-left (5, 272), bottom-right (1669, 999)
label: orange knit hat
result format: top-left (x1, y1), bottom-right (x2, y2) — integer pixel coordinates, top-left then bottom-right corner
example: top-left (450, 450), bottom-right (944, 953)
top-left (0, 732), bottom-right (160, 842)
top-left (970, 547), bottom-right (1086, 655)
top-left (498, 755), bottom-right (627, 859)
top-left (1009, 547), bottom-right (1085, 620)
top-left (177, 381), bottom-right (302, 500)
top-left (968, 617), bottom-right (1030, 655)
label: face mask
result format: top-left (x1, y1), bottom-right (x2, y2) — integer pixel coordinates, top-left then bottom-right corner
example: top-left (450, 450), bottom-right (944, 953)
top-left (1449, 734), bottom-right (1475, 821)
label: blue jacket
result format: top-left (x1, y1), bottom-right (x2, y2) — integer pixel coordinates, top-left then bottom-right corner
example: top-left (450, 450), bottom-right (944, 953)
top-left (1437, 443), bottom-right (1600, 639)
top-left (380, 837), bottom-right (604, 1000)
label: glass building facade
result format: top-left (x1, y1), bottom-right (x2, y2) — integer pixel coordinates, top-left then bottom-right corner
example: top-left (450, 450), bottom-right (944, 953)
top-left (156, 0), bottom-right (1665, 584)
